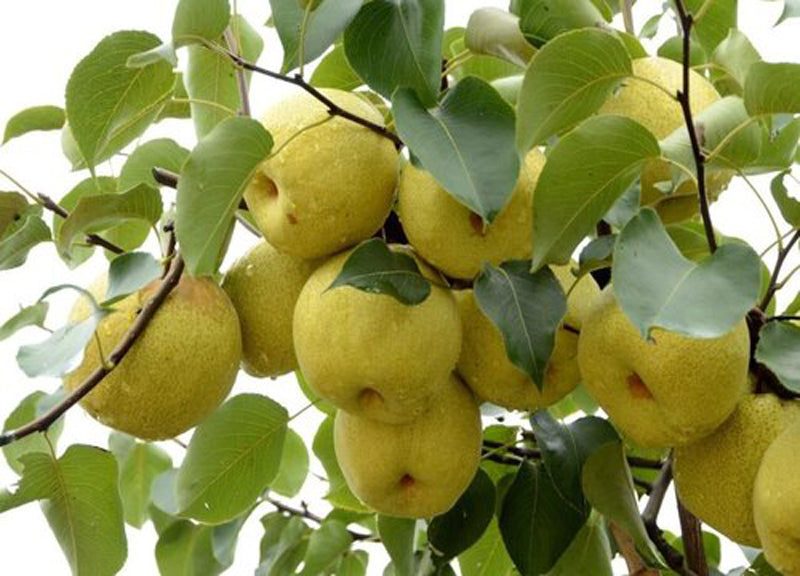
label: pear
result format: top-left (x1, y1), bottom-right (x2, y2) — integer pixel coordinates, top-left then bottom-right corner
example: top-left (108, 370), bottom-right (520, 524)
top-left (674, 394), bottom-right (800, 546)
top-left (293, 247), bottom-right (462, 424)
top-left (456, 264), bottom-right (599, 410)
top-left (65, 275), bottom-right (242, 440)
top-left (754, 420), bottom-right (800, 575)
top-left (577, 287), bottom-right (749, 447)
top-left (223, 240), bottom-right (317, 377)
top-left (334, 374), bottom-right (482, 519)
top-left (598, 56), bottom-right (730, 223)
top-left (244, 89), bottom-right (398, 260)
top-left (396, 149), bottom-right (546, 280)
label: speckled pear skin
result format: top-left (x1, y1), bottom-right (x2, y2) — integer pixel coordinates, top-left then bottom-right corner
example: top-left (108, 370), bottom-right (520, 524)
top-left (293, 247), bottom-right (462, 424)
top-left (456, 264), bottom-right (600, 410)
top-left (598, 56), bottom-right (731, 223)
top-left (334, 374), bottom-right (482, 519)
top-left (754, 421), bottom-right (800, 575)
top-left (577, 287), bottom-right (749, 448)
top-left (396, 149), bottom-right (546, 280)
top-left (223, 241), bottom-right (318, 378)
top-left (64, 276), bottom-right (242, 440)
top-left (243, 89), bottom-right (399, 260)
top-left (674, 394), bottom-right (800, 546)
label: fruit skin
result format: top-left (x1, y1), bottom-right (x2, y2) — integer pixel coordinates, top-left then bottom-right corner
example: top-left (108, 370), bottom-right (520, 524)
top-left (577, 287), bottom-right (749, 447)
top-left (334, 374), bottom-right (482, 519)
top-left (396, 150), bottom-right (546, 280)
top-left (598, 56), bottom-right (731, 223)
top-left (456, 264), bottom-right (599, 410)
top-left (674, 394), bottom-right (800, 546)
top-left (222, 241), bottom-right (317, 378)
top-left (244, 89), bottom-right (398, 260)
top-left (64, 276), bottom-right (242, 440)
top-left (754, 421), bottom-right (800, 575)
top-left (293, 247), bottom-right (462, 424)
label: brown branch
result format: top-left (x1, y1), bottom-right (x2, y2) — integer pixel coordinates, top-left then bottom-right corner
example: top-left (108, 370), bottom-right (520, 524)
top-left (672, 0), bottom-right (716, 254)
top-left (218, 48), bottom-right (404, 149)
top-left (0, 255), bottom-right (186, 447)
top-left (224, 27), bottom-right (251, 117)
top-left (161, 220), bottom-right (176, 278)
top-left (678, 497), bottom-right (708, 576)
top-left (265, 496), bottom-right (377, 541)
top-left (37, 193), bottom-right (124, 255)
top-left (642, 461), bottom-right (693, 576)
top-left (610, 522), bottom-right (660, 576)
top-left (153, 167), bottom-right (249, 212)
top-left (760, 229), bottom-right (800, 311)
top-left (767, 315), bottom-right (800, 323)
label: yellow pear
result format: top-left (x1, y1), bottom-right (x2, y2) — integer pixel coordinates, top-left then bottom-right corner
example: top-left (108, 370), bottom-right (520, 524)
top-left (334, 374), bottom-right (482, 518)
top-left (244, 89), bottom-right (398, 260)
top-left (754, 420), bottom-right (800, 575)
top-left (674, 394), bottom-right (800, 546)
top-left (456, 264), bottom-right (599, 410)
top-left (396, 149), bottom-right (546, 280)
top-left (577, 287), bottom-right (749, 447)
top-left (222, 240), bottom-right (318, 377)
top-left (598, 56), bottom-right (731, 223)
top-left (293, 247), bottom-right (462, 423)
top-left (64, 275), bottom-right (242, 440)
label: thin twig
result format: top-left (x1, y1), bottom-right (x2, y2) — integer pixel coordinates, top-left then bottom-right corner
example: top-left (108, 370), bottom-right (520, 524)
top-left (678, 497), bottom-right (708, 576)
top-left (161, 220), bottom-right (176, 278)
top-left (642, 461), bottom-right (693, 575)
top-left (265, 496), bottom-right (377, 541)
top-left (672, 0), bottom-right (716, 254)
top-left (622, 0), bottom-right (635, 34)
top-left (224, 27), bottom-right (251, 117)
top-left (0, 255), bottom-right (186, 447)
top-left (767, 315), bottom-right (800, 323)
top-left (760, 229), bottom-right (800, 311)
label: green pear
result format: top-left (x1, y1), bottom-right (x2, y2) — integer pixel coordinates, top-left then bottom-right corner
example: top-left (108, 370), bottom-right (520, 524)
top-left (674, 394), bottom-right (800, 546)
top-left (65, 275), bottom-right (242, 440)
top-left (243, 89), bottom-right (398, 260)
top-left (598, 56), bottom-right (731, 223)
top-left (577, 287), bottom-right (749, 447)
top-left (222, 240), bottom-right (318, 378)
top-left (396, 149), bottom-right (546, 280)
top-left (456, 264), bottom-right (599, 410)
top-left (293, 247), bottom-right (462, 424)
top-left (334, 374), bottom-right (482, 519)
top-left (754, 420), bottom-right (800, 575)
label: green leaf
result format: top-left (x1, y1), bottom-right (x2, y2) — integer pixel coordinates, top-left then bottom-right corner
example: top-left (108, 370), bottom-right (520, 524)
top-left (770, 171), bottom-right (800, 226)
top-left (581, 441), bottom-right (660, 564)
top-left (776, 0), bottom-right (800, 25)
top-left (104, 252), bottom-right (162, 304)
top-left (270, 429), bottom-right (309, 498)
top-left (176, 117), bottom-right (273, 277)
top-left (176, 394), bottom-right (288, 524)
top-left (464, 8), bottom-right (535, 68)
top-left (547, 511), bottom-right (613, 576)
top-left (127, 42), bottom-right (178, 69)
top-left (613, 209), bottom-right (761, 339)
top-left (118, 138), bottom-right (190, 191)
top-left (301, 520), bottom-right (353, 575)
top-left (499, 459), bottom-right (586, 575)
top-left (783, 292), bottom-right (800, 316)
top-left (296, 370), bottom-right (337, 415)
top-left (157, 74), bottom-right (192, 121)
top-left (531, 115), bottom-right (660, 270)
top-left (312, 417), bottom-right (370, 511)
top-left (0, 445), bottom-right (127, 576)
top-left (428, 469), bottom-right (495, 560)
top-left (685, 0), bottom-right (737, 52)
top-left (2, 105), bottom-right (65, 145)
top-left (345, 0), bottom-right (444, 106)
top-left (172, 0), bottom-right (231, 47)
top-left (755, 321), bottom-right (800, 393)
top-left (271, 0), bottom-right (363, 73)
top-left (516, 0), bottom-right (607, 47)
top-left (310, 43), bottom-right (363, 90)
top-left (156, 518), bottom-right (243, 575)
top-left (747, 117), bottom-right (800, 174)
top-left (108, 433), bottom-right (172, 528)
top-left (56, 183), bottom-right (162, 259)
top-left (711, 29), bottom-right (762, 94)
top-left (457, 519), bottom-right (515, 576)
top-left (0, 191), bottom-right (29, 237)
top-left (65, 31), bottom-right (175, 169)
top-left (257, 514), bottom-right (311, 575)
top-left (337, 551), bottom-right (369, 576)
top-left (185, 14), bottom-right (264, 138)
top-left (2, 391), bottom-right (64, 475)
top-left (0, 214), bottom-right (50, 270)
top-left (378, 515), bottom-right (417, 576)
top-left (328, 238), bottom-right (432, 306)
top-left (639, 14), bottom-right (662, 40)
top-left (745, 62), bottom-right (800, 116)
top-left (657, 36), bottom-right (708, 68)
top-left (0, 301), bottom-right (49, 342)
top-left (474, 262), bottom-right (566, 388)
top-left (393, 76), bottom-right (519, 224)
top-left (516, 28), bottom-right (631, 151)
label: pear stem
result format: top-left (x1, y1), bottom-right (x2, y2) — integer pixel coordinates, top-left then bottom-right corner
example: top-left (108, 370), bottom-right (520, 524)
top-left (678, 497), bottom-right (709, 576)
top-left (0, 255), bottom-right (186, 448)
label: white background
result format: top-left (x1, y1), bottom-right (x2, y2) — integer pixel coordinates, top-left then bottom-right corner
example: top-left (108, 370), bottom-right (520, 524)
top-left (1, 1), bottom-right (799, 574)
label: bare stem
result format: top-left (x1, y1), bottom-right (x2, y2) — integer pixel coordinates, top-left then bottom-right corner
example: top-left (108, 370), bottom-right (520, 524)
top-left (678, 497), bottom-right (708, 576)
top-left (224, 27), bottom-right (251, 117)
top-left (642, 461), bottom-right (693, 575)
top-left (760, 229), bottom-right (800, 311)
top-left (265, 496), bottom-right (377, 541)
top-left (622, 0), bottom-right (635, 34)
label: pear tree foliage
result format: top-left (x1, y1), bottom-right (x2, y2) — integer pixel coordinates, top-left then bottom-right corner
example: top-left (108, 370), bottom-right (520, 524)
top-left (1, 0), bottom-right (800, 574)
